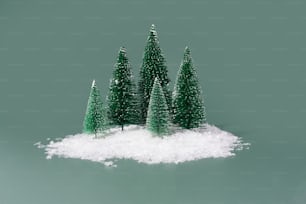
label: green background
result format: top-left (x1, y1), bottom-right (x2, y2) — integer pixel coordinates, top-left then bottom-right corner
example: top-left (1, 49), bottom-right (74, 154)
top-left (1, 0), bottom-right (306, 203)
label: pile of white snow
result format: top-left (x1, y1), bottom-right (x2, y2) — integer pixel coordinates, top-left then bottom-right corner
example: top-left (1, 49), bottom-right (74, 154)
top-left (36, 124), bottom-right (249, 167)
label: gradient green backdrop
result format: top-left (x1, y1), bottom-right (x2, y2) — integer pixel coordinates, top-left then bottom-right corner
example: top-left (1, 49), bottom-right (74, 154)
top-left (1, 0), bottom-right (306, 203)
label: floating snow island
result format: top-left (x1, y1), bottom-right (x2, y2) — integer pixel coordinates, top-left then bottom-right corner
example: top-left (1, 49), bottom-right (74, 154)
top-left (37, 24), bottom-right (249, 167)
top-left (36, 125), bottom-right (247, 167)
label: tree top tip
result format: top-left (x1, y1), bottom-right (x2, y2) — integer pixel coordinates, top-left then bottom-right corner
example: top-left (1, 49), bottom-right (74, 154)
top-left (149, 24), bottom-right (157, 36)
top-left (119, 46), bottom-right (126, 52)
top-left (91, 80), bottom-right (96, 88)
top-left (184, 46), bottom-right (191, 54)
top-left (153, 77), bottom-right (160, 84)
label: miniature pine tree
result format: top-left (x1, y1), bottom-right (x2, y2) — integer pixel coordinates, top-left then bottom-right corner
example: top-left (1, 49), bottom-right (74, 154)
top-left (83, 80), bottom-right (106, 137)
top-left (146, 78), bottom-right (170, 135)
top-left (138, 24), bottom-right (172, 124)
top-left (172, 47), bottom-right (207, 129)
top-left (107, 47), bottom-right (139, 130)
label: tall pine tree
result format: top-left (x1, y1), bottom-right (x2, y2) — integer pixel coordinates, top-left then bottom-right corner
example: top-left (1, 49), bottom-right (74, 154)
top-left (83, 80), bottom-right (106, 136)
top-left (146, 78), bottom-right (170, 135)
top-left (172, 47), bottom-right (206, 129)
top-left (107, 47), bottom-right (138, 130)
top-left (138, 24), bottom-right (172, 124)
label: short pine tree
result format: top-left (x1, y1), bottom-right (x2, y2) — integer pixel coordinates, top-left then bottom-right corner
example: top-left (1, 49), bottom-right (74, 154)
top-left (138, 24), bottom-right (172, 124)
top-left (107, 47), bottom-right (139, 130)
top-left (146, 78), bottom-right (170, 135)
top-left (172, 47), bottom-right (206, 129)
top-left (83, 80), bottom-right (106, 136)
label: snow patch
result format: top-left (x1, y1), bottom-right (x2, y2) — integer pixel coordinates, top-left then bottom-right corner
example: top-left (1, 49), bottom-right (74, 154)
top-left (36, 124), bottom-right (249, 167)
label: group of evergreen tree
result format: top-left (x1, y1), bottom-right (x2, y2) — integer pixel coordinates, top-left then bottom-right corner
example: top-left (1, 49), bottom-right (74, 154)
top-left (83, 25), bottom-right (206, 137)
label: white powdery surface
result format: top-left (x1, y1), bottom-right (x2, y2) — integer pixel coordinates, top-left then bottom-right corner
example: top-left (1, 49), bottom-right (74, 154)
top-left (36, 125), bottom-right (248, 166)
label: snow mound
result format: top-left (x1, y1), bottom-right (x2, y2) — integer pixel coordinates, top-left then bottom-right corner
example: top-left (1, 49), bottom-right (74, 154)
top-left (36, 124), bottom-right (249, 167)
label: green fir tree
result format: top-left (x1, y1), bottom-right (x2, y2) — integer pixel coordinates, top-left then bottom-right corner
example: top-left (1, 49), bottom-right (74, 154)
top-left (172, 47), bottom-right (206, 129)
top-left (83, 80), bottom-right (106, 137)
top-left (107, 47), bottom-right (139, 130)
top-left (146, 78), bottom-right (170, 136)
top-left (138, 24), bottom-right (172, 124)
